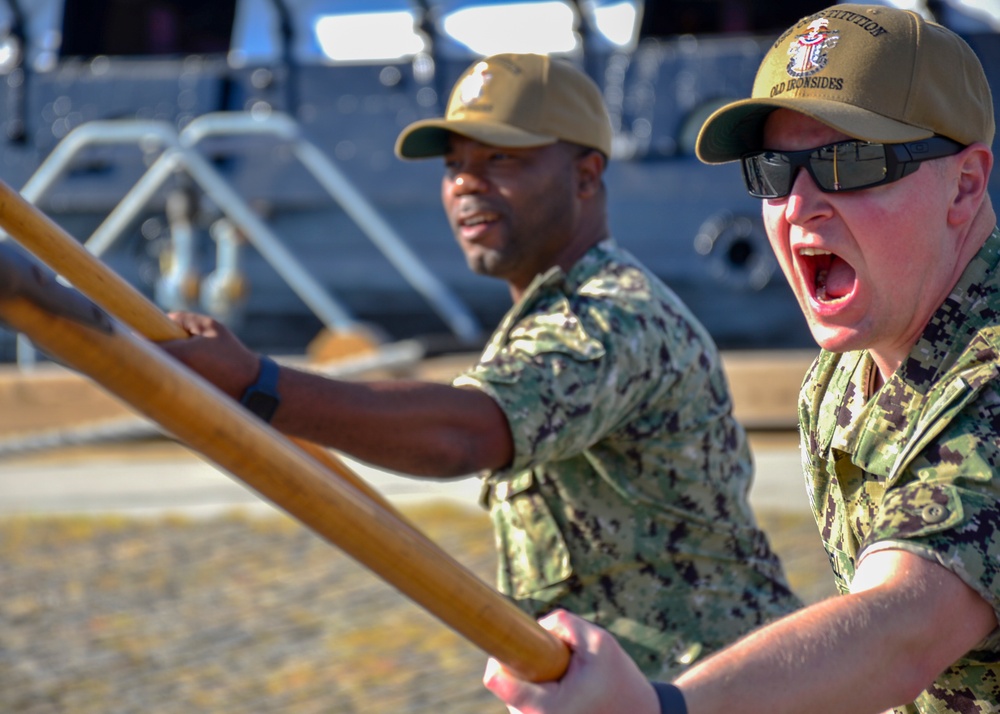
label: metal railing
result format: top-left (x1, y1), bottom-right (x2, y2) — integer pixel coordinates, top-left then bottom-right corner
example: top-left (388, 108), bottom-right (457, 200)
top-left (5, 111), bottom-right (482, 364)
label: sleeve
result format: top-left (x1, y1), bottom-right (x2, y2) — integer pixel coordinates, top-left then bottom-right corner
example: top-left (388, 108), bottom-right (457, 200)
top-left (859, 388), bottom-right (1000, 631)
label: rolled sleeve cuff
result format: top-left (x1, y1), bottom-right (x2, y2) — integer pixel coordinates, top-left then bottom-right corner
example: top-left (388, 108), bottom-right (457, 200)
top-left (859, 482), bottom-right (1000, 649)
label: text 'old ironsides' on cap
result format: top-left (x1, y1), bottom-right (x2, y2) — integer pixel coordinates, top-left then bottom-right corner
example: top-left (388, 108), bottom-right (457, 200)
top-left (696, 3), bottom-right (996, 164)
top-left (395, 53), bottom-right (613, 160)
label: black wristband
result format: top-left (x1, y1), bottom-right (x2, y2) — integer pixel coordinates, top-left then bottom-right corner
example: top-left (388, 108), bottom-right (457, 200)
top-left (239, 355), bottom-right (281, 423)
top-left (651, 682), bottom-right (687, 714)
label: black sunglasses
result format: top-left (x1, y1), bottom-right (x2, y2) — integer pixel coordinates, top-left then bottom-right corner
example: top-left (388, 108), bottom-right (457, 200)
top-left (741, 136), bottom-right (965, 199)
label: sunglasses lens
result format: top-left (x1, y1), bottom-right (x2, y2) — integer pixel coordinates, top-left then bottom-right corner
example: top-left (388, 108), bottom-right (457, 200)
top-left (809, 142), bottom-right (888, 192)
top-left (742, 152), bottom-right (792, 198)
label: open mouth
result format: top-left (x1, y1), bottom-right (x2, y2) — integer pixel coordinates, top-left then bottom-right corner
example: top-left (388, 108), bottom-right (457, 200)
top-left (798, 247), bottom-right (856, 303)
top-left (460, 213), bottom-right (498, 228)
top-left (456, 211), bottom-right (500, 240)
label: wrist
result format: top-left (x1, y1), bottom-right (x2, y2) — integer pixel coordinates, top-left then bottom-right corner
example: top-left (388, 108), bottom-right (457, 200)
top-left (651, 682), bottom-right (687, 714)
top-left (239, 355), bottom-right (281, 422)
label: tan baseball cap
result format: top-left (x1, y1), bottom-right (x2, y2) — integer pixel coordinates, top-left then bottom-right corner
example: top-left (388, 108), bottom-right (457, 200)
top-left (696, 3), bottom-right (995, 164)
top-left (395, 53), bottom-right (613, 159)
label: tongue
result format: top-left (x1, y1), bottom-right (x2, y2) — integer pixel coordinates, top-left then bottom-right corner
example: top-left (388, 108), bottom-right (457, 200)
top-left (821, 256), bottom-right (855, 300)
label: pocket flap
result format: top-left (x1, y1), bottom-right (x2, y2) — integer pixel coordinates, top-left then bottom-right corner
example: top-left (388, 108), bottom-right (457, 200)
top-left (867, 483), bottom-right (963, 542)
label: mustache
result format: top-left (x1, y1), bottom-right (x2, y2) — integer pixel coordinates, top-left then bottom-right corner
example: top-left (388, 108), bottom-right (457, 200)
top-left (451, 198), bottom-right (500, 218)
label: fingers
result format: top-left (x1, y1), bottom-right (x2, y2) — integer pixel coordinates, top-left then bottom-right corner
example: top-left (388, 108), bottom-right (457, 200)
top-left (483, 611), bottom-right (581, 712)
top-left (481, 610), bottom-right (585, 713)
top-left (537, 609), bottom-right (591, 651)
top-left (483, 657), bottom-right (552, 714)
top-left (483, 609), bottom-right (660, 714)
top-left (160, 311), bottom-right (258, 399)
top-left (166, 311), bottom-right (226, 339)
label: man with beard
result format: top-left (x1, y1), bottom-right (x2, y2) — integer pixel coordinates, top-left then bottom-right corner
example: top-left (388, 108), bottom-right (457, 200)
top-left (483, 6), bottom-right (1000, 714)
top-left (163, 53), bottom-right (800, 680)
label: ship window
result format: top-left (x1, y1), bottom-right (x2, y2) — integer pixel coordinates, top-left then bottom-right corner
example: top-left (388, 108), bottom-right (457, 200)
top-left (60, 0), bottom-right (238, 56)
top-left (313, 7), bottom-right (426, 62)
top-left (584, 1), bottom-right (641, 48)
top-left (437, 1), bottom-right (580, 57)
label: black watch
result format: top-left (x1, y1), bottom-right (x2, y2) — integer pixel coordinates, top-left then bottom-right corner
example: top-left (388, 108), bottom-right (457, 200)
top-left (240, 355), bottom-right (281, 423)
top-left (651, 683), bottom-right (687, 714)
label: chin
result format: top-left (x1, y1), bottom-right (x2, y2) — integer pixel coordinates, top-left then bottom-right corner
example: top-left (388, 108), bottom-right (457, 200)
top-left (808, 323), bottom-right (865, 355)
top-left (468, 259), bottom-right (499, 277)
top-left (468, 251), bottom-right (512, 279)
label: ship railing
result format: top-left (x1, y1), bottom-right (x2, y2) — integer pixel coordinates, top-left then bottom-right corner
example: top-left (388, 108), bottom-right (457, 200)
top-left (4, 111), bottom-right (483, 367)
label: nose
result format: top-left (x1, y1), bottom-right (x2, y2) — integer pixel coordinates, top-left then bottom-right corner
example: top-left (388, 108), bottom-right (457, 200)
top-left (448, 168), bottom-right (488, 195)
top-left (783, 165), bottom-right (832, 224)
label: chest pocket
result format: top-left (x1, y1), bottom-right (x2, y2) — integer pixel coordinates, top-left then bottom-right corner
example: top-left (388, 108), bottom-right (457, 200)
top-left (485, 469), bottom-right (573, 599)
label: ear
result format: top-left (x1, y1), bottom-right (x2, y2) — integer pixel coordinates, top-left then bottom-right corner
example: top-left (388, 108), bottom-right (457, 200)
top-left (947, 143), bottom-right (993, 226)
top-left (575, 150), bottom-right (605, 198)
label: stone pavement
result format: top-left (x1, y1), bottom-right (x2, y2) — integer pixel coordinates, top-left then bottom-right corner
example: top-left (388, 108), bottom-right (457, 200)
top-left (0, 499), bottom-right (833, 714)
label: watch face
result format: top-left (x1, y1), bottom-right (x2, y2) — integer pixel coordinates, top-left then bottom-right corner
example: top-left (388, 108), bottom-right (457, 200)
top-left (243, 390), bottom-right (279, 422)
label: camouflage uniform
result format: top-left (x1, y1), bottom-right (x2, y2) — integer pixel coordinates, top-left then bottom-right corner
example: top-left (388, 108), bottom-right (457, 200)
top-left (455, 239), bottom-right (800, 680)
top-left (800, 227), bottom-right (1000, 712)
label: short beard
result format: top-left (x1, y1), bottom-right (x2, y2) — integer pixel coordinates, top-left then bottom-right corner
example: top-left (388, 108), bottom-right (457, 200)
top-left (467, 255), bottom-right (499, 277)
top-left (465, 247), bottom-right (508, 278)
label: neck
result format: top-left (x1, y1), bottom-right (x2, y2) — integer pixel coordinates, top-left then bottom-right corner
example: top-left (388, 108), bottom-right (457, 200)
top-left (507, 235), bottom-right (604, 303)
top-left (508, 222), bottom-right (610, 303)
top-left (869, 202), bottom-right (997, 383)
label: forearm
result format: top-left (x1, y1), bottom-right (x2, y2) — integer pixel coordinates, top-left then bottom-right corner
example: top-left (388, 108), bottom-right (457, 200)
top-left (675, 591), bottom-right (918, 714)
top-left (485, 553), bottom-right (997, 714)
top-left (271, 365), bottom-right (513, 476)
top-left (676, 551), bottom-right (997, 714)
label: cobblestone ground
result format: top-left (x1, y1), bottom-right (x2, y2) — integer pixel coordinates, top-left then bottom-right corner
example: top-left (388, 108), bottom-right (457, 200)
top-left (0, 503), bottom-right (835, 714)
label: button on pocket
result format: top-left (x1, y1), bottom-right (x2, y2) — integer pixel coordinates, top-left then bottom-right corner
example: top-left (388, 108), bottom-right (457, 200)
top-left (921, 503), bottom-right (948, 524)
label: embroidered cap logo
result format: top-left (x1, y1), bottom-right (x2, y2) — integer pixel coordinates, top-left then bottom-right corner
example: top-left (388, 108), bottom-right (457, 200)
top-left (458, 62), bottom-right (492, 106)
top-left (787, 19), bottom-right (839, 78)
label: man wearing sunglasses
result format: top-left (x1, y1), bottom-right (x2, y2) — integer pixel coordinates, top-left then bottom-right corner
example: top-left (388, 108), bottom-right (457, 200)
top-left (484, 4), bottom-right (999, 714)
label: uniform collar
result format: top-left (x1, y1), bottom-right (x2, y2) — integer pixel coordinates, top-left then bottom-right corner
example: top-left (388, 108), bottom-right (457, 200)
top-left (489, 238), bottom-right (618, 340)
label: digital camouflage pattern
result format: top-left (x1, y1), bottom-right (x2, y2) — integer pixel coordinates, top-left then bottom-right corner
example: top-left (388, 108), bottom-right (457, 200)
top-left (454, 239), bottom-right (801, 680)
top-left (800, 228), bottom-right (1000, 712)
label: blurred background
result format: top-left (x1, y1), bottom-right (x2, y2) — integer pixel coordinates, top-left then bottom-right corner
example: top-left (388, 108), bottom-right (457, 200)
top-left (0, 0), bottom-right (995, 363)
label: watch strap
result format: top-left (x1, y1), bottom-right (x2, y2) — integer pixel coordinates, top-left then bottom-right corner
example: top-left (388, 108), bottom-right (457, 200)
top-left (651, 682), bottom-right (687, 714)
top-left (239, 355), bottom-right (281, 422)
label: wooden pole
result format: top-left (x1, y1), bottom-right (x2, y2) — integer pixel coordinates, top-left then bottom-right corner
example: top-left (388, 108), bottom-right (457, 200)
top-left (0, 242), bottom-right (570, 682)
top-left (0, 179), bottom-right (401, 512)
